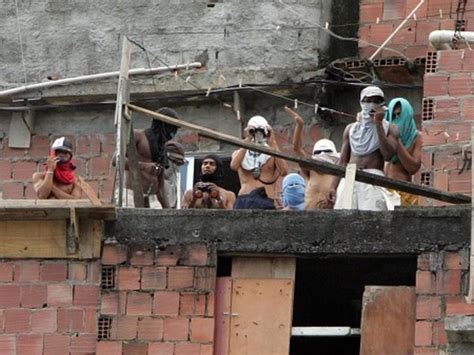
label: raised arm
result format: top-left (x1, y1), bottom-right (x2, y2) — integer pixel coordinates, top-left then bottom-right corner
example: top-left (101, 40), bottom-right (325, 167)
top-left (230, 129), bottom-right (252, 171)
top-left (33, 156), bottom-right (58, 199)
top-left (328, 124), bottom-right (352, 202)
top-left (284, 107), bottom-right (306, 157)
top-left (268, 128), bottom-right (288, 177)
top-left (374, 109), bottom-right (398, 161)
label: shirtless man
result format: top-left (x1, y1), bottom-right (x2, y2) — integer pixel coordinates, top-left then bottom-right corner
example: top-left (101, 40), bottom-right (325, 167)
top-left (285, 107), bottom-right (338, 209)
top-left (117, 107), bottom-right (179, 208)
top-left (230, 115), bottom-right (288, 209)
top-left (329, 86), bottom-right (401, 211)
top-left (384, 97), bottom-right (422, 206)
top-left (182, 154), bottom-right (236, 209)
top-left (33, 137), bottom-right (82, 199)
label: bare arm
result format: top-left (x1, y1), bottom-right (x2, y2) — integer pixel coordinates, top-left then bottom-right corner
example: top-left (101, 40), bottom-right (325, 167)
top-left (375, 110), bottom-right (398, 161)
top-left (329, 124), bottom-right (352, 202)
top-left (285, 107), bottom-right (310, 177)
top-left (268, 128), bottom-right (288, 176)
top-left (155, 173), bottom-right (170, 208)
top-left (51, 183), bottom-right (82, 199)
top-left (396, 134), bottom-right (422, 175)
top-left (181, 189), bottom-right (196, 209)
top-left (33, 172), bottom-right (54, 199)
top-left (225, 191), bottom-right (236, 210)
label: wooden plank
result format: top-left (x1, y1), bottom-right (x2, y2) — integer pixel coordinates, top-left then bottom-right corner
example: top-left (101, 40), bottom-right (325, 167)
top-left (340, 163), bottom-right (356, 209)
top-left (127, 121), bottom-right (145, 207)
top-left (469, 123), bottom-right (474, 303)
top-left (232, 257), bottom-right (296, 280)
top-left (214, 277), bottom-right (233, 355)
top-left (360, 286), bottom-right (415, 355)
top-left (0, 204), bottom-right (116, 221)
top-left (128, 103), bottom-right (471, 204)
top-left (8, 111), bottom-right (34, 148)
top-left (0, 219), bottom-right (102, 259)
top-left (66, 208), bottom-right (79, 254)
top-left (229, 279), bottom-right (294, 355)
top-left (291, 327), bottom-right (360, 337)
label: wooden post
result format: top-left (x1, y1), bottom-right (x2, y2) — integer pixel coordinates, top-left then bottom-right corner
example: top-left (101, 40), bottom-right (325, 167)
top-left (340, 163), bottom-right (357, 209)
top-left (468, 125), bottom-right (474, 303)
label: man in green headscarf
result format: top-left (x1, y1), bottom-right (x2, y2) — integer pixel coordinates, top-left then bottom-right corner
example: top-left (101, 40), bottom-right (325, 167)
top-left (384, 97), bottom-right (422, 206)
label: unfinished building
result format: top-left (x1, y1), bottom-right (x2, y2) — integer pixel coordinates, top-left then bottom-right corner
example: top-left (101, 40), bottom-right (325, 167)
top-left (1, 0), bottom-right (474, 354)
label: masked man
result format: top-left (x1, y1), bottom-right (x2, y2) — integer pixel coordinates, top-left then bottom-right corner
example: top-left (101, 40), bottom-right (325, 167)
top-left (116, 107), bottom-right (180, 208)
top-left (281, 173), bottom-right (306, 210)
top-left (230, 115), bottom-right (288, 209)
top-left (33, 137), bottom-right (82, 199)
top-left (384, 97), bottom-right (422, 206)
top-left (329, 86), bottom-right (401, 211)
top-left (182, 154), bottom-right (236, 209)
top-left (285, 107), bottom-right (339, 209)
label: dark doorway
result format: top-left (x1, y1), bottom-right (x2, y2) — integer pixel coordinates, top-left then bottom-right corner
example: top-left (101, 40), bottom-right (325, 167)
top-left (290, 255), bottom-right (417, 355)
top-left (193, 156), bottom-right (240, 195)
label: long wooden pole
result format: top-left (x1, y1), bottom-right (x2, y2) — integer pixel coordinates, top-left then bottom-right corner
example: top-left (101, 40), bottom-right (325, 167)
top-left (128, 103), bottom-right (471, 204)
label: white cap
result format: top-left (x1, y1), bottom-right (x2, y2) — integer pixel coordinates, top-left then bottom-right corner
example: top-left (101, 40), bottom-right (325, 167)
top-left (313, 138), bottom-right (337, 154)
top-left (247, 115), bottom-right (270, 135)
top-left (360, 86), bottom-right (385, 102)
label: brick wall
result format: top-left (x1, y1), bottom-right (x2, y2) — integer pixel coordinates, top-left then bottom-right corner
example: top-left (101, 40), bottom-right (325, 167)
top-left (359, 0), bottom-right (474, 59)
top-left (415, 250), bottom-right (470, 354)
top-left (418, 49), bottom-right (474, 205)
top-left (0, 134), bottom-right (116, 202)
top-left (98, 242), bottom-right (216, 355)
top-left (0, 259), bottom-right (100, 354)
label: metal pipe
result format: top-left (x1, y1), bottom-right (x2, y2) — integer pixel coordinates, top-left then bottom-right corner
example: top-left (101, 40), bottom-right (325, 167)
top-left (0, 62), bottom-right (202, 98)
top-left (429, 30), bottom-right (474, 49)
top-left (369, 0), bottom-right (425, 60)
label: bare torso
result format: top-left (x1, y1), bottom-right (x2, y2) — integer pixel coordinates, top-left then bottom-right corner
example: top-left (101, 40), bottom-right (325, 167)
top-left (237, 157), bottom-right (278, 200)
top-left (304, 170), bottom-right (335, 209)
top-left (184, 187), bottom-right (235, 209)
top-left (384, 143), bottom-right (417, 181)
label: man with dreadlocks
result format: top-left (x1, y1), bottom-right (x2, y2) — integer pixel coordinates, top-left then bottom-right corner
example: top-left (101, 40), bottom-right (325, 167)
top-left (182, 155), bottom-right (236, 209)
top-left (118, 107), bottom-right (180, 208)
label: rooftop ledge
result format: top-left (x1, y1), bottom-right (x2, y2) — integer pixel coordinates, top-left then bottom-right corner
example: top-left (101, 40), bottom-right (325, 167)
top-left (105, 206), bottom-right (471, 255)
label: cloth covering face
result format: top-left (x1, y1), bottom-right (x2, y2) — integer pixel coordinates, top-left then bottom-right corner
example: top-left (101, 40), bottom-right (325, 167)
top-left (312, 139), bottom-right (340, 163)
top-left (334, 169), bottom-right (400, 211)
top-left (200, 154), bottom-right (224, 186)
top-left (242, 115), bottom-right (272, 171)
top-left (385, 97), bottom-right (418, 163)
top-left (48, 137), bottom-right (76, 185)
top-left (281, 173), bottom-right (306, 210)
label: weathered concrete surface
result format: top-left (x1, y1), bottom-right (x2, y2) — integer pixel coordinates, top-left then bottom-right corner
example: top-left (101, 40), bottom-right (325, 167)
top-left (105, 206), bottom-right (470, 255)
top-left (1, 0), bottom-right (330, 89)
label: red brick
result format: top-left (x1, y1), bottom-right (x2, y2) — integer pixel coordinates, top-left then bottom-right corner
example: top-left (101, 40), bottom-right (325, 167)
top-left (130, 248), bottom-right (154, 266)
top-left (177, 130), bottom-right (199, 145)
top-left (448, 74), bottom-right (473, 96)
top-left (153, 291), bottom-right (180, 316)
top-left (12, 160), bottom-right (36, 181)
top-left (433, 320), bottom-right (447, 346)
top-left (88, 260), bottom-right (101, 285)
top-left (102, 243), bottom-right (128, 265)
top-left (369, 24), bottom-right (394, 45)
top-left (97, 341), bottom-right (122, 355)
top-left (438, 50), bottom-right (464, 72)
top-left (360, 3), bottom-right (384, 23)
top-left (110, 316), bottom-right (138, 340)
top-left (195, 294), bottom-right (207, 316)
top-left (31, 309), bottom-right (57, 333)
top-left (0, 285), bottom-right (20, 307)
top-left (183, 244), bottom-right (209, 266)
top-left (446, 122), bottom-right (472, 143)
top-left (5, 309), bottom-right (31, 333)
top-left (40, 263), bottom-right (67, 282)
top-left (14, 261), bottom-right (40, 282)
top-left (444, 251), bottom-right (467, 270)
top-left (438, 269), bottom-right (461, 295)
top-left (391, 21), bottom-right (416, 45)
top-left (118, 267), bottom-right (141, 290)
top-left (163, 317), bottom-right (189, 341)
top-left (74, 285), bottom-right (100, 306)
top-left (0, 262), bottom-right (14, 282)
top-left (90, 157), bottom-right (110, 177)
top-left (137, 317), bottom-right (164, 341)
top-left (57, 309), bottom-right (84, 332)
top-left (76, 134), bottom-right (101, 157)
top-left (0, 335), bottom-right (15, 355)
top-left (1, 181), bottom-right (24, 198)
top-left (190, 317), bottom-right (214, 342)
top-left (148, 342), bottom-right (174, 355)
top-left (24, 182), bottom-right (37, 199)
top-left (68, 262), bottom-right (87, 281)
top-left (123, 342), bottom-right (148, 355)
top-left (462, 97), bottom-right (474, 120)
top-left (156, 245), bottom-right (181, 266)
top-left (415, 21), bottom-right (440, 45)
top-left (127, 292), bottom-right (152, 316)
top-left (100, 178), bottom-right (115, 201)
top-left (195, 267), bottom-right (216, 290)
top-left (446, 296), bottom-right (474, 315)
top-left (406, 0), bottom-right (428, 18)
top-left (101, 292), bottom-right (120, 315)
top-left (174, 343), bottom-right (200, 355)
top-left (44, 334), bottom-right (69, 355)
top-left (463, 50), bottom-right (474, 71)
top-left (434, 97), bottom-right (461, 121)
top-left (70, 334), bottom-right (96, 353)
top-left (0, 310), bottom-right (6, 332)
top-left (168, 267), bottom-right (194, 289)
top-left (17, 334), bottom-right (43, 355)
top-left (180, 293), bottom-right (196, 316)
top-left (20, 285), bottom-right (47, 308)
top-left (206, 292), bottom-right (215, 317)
top-left (424, 74), bottom-right (449, 97)
top-left (47, 284), bottom-right (73, 306)
top-left (415, 321), bottom-right (433, 346)
top-left (383, 0), bottom-right (406, 20)
top-left (417, 252), bottom-right (437, 271)
top-left (141, 267), bottom-right (167, 290)
top-left (416, 296), bottom-right (441, 320)
top-left (3, 140), bottom-right (26, 158)
top-left (200, 344), bottom-right (213, 355)
top-left (416, 271), bottom-right (435, 294)
top-left (0, 161), bottom-right (12, 180)
top-left (27, 135), bottom-right (50, 158)
top-left (101, 133), bottom-right (116, 155)
top-left (84, 307), bottom-right (97, 333)
top-left (427, 0), bottom-right (452, 17)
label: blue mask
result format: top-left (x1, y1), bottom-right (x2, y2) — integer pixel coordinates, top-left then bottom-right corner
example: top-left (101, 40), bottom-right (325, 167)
top-left (281, 173), bottom-right (306, 210)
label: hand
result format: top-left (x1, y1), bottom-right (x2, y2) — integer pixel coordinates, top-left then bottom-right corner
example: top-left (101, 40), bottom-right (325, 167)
top-left (46, 156), bottom-right (58, 171)
top-left (267, 127), bottom-right (277, 148)
top-left (328, 188), bottom-right (337, 204)
top-left (373, 106), bottom-right (386, 125)
top-left (243, 127), bottom-right (252, 142)
top-left (285, 106), bottom-right (304, 125)
top-left (142, 162), bottom-right (162, 176)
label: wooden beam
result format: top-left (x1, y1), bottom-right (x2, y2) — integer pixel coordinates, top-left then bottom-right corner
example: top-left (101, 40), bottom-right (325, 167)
top-left (469, 124), bottom-right (474, 303)
top-left (128, 103), bottom-right (471, 204)
top-left (127, 121), bottom-right (145, 207)
top-left (66, 208), bottom-right (79, 254)
top-left (340, 163), bottom-right (356, 209)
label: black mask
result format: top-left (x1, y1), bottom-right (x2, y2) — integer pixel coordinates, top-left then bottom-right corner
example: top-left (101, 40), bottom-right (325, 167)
top-left (200, 154), bottom-right (224, 186)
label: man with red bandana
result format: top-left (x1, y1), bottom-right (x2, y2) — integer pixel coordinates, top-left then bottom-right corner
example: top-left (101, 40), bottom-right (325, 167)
top-left (33, 137), bottom-right (82, 199)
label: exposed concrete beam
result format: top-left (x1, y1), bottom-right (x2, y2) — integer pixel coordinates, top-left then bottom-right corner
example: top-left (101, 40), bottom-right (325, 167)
top-left (106, 207), bottom-right (470, 255)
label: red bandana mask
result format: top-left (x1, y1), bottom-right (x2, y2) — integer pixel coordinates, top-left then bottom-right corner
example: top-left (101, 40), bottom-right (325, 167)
top-left (46, 150), bottom-right (76, 185)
